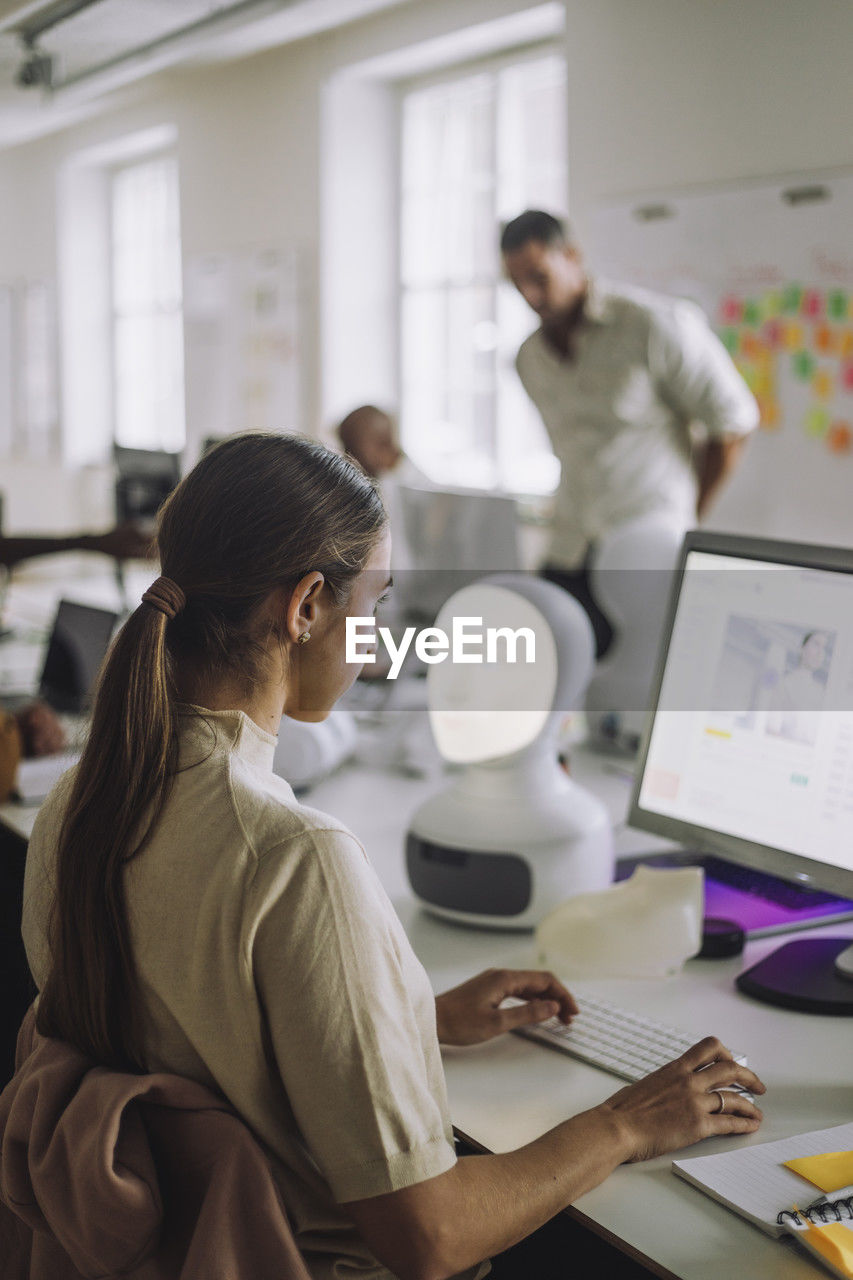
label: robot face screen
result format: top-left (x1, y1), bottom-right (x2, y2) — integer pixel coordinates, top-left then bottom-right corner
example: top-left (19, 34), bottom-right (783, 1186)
top-left (428, 583), bottom-right (558, 764)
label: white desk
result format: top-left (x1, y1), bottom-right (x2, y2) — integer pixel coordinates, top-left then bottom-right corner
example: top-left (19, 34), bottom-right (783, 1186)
top-left (307, 738), bottom-right (853, 1280)
top-left (2, 689), bottom-right (852, 1279)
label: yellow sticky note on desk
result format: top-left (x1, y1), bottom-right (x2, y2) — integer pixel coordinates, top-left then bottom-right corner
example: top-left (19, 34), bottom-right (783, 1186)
top-left (804, 1222), bottom-right (853, 1278)
top-left (785, 1151), bottom-right (853, 1193)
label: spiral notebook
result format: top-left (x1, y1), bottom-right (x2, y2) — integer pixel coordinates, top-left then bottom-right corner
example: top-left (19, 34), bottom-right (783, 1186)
top-left (673, 1122), bottom-right (853, 1278)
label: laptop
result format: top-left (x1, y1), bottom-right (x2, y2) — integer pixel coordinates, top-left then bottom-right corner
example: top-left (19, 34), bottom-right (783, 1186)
top-left (3, 600), bottom-right (118, 803)
top-left (37, 599), bottom-right (119, 715)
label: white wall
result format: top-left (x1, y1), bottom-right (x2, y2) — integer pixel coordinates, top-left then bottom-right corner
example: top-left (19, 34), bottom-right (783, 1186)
top-left (563, 0), bottom-right (853, 235)
top-left (1, 0), bottom-right (852, 536)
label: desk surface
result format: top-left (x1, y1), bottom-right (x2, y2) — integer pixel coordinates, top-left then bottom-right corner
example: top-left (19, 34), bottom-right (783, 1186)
top-left (2, 658), bottom-right (852, 1278)
top-left (307, 740), bottom-right (853, 1280)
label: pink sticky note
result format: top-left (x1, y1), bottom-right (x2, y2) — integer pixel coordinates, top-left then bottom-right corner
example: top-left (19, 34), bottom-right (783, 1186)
top-left (720, 296), bottom-right (743, 325)
top-left (802, 289), bottom-right (823, 318)
top-left (843, 362), bottom-right (853, 391)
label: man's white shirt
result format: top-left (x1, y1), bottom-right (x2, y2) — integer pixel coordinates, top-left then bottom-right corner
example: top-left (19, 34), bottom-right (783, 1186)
top-left (515, 280), bottom-right (759, 569)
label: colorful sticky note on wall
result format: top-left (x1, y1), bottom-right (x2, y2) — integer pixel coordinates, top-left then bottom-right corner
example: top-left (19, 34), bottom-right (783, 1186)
top-left (813, 368), bottom-right (835, 399)
top-left (719, 296), bottom-right (743, 325)
top-left (762, 291), bottom-right (782, 319)
top-left (741, 333), bottom-right (763, 361)
top-left (828, 289), bottom-right (849, 321)
top-left (782, 284), bottom-right (803, 313)
top-left (784, 1149), bottom-right (853, 1193)
top-left (815, 325), bottom-right (836, 355)
top-left (843, 362), bottom-right (853, 391)
top-left (784, 323), bottom-right (803, 350)
top-left (762, 319), bottom-right (783, 348)
top-left (742, 299), bottom-right (761, 327)
top-left (801, 289), bottom-right (824, 319)
top-left (719, 327), bottom-right (739, 354)
top-left (840, 332), bottom-right (853, 359)
top-left (759, 398), bottom-right (780, 429)
top-left (828, 422), bottom-right (853, 454)
top-left (793, 350), bottom-right (816, 380)
top-left (805, 406), bottom-right (830, 437)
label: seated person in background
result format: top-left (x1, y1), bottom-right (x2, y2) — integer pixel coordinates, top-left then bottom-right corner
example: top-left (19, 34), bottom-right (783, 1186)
top-left (0, 701), bottom-right (66, 802)
top-left (22, 433), bottom-right (764, 1280)
top-left (0, 521), bottom-right (153, 568)
top-left (336, 404), bottom-right (430, 581)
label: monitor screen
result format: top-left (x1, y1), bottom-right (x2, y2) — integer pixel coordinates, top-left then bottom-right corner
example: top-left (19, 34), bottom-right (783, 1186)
top-left (630, 533), bottom-right (853, 899)
top-left (39, 600), bottom-right (118, 714)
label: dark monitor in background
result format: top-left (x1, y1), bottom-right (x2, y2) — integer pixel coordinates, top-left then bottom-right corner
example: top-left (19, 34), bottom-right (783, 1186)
top-left (629, 530), bottom-right (853, 1013)
top-left (114, 445), bottom-right (182, 528)
top-left (38, 599), bottom-right (118, 714)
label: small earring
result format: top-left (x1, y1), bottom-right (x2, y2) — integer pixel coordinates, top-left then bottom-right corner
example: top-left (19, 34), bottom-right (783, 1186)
top-left (298, 631), bottom-right (310, 644)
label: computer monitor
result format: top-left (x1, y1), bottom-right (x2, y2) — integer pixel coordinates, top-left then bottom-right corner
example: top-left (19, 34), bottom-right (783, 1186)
top-left (38, 599), bottom-right (118, 714)
top-left (114, 445), bottom-right (182, 527)
top-left (395, 485), bottom-right (521, 623)
top-left (629, 531), bottom-right (853, 1013)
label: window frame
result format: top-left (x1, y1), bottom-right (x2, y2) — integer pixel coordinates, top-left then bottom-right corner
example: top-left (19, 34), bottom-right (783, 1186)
top-left (395, 39), bottom-right (567, 497)
top-left (107, 149), bottom-right (186, 453)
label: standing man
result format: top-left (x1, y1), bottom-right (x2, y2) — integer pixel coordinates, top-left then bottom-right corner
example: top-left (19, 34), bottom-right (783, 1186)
top-left (501, 210), bottom-right (758, 655)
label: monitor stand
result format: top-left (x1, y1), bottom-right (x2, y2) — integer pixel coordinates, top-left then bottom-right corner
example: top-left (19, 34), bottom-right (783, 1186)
top-left (736, 938), bottom-right (853, 1014)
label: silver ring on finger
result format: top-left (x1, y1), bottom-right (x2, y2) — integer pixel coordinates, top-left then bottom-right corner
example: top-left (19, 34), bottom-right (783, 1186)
top-left (710, 1089), bottom-right (726, 1114)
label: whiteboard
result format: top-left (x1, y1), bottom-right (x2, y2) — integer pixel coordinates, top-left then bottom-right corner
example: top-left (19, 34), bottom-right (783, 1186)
top-left (588, 173), bottom-right (853, 546)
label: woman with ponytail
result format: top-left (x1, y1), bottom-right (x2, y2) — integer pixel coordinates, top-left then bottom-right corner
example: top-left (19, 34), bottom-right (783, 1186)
top-left (21, 433), bottom-right (764, 1280)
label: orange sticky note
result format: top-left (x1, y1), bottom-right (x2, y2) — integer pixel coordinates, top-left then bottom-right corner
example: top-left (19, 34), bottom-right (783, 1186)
top-left (759, 399), bottom-right (780, 429)
top-left (803, 1221), bottom-right (853, 1276)
top-left (813, 368), bottom-right (835, 399)
top-left (828, 423), bottom-right (853, 455)
top-left (784, 1150), bottom-right (853, 1193)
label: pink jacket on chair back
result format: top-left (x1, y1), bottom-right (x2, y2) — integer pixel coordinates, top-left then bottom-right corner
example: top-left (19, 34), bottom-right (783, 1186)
top-left (0, 1008), bottom-right (311, 1280)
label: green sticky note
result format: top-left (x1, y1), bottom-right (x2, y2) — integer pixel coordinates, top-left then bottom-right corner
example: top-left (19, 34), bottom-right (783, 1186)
top-left (762, 291), bottom-right (782, 318)
top-left (782, 283), bottom-right (803, 313)
top-left (742, 300), bottom-right (761, 326)
top-left (719, 327), bottom-right (739, 354)
top-left (792, 350), bottom-right (815, 380)
top-left (805, 406), bottom-right (829, 437)
top-left (828, 289), bottom-right (848, 321)
top-left (791, 773), bottom-right (809, 787)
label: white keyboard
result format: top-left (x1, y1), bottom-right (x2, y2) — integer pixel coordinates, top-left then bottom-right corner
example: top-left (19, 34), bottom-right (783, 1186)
top-left (511, 992), bottom-right (749, 1089)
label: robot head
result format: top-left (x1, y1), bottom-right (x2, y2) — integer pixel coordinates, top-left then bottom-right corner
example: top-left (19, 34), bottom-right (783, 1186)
top-left (428, 575), bottom-right (595, 765)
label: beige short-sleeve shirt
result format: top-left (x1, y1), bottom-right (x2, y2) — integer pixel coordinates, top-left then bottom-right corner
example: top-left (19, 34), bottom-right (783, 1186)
top-left (23, 708), bottom-right (470, 1280)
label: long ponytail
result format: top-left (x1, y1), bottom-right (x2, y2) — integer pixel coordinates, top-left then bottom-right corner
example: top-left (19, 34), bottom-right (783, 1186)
top-left (35, 432), bottom-right (385, 1069)
top-left (37, 603), bottom-right (177, 1068)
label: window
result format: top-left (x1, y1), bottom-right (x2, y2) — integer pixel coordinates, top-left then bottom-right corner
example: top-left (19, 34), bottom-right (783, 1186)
top-left (399, 51), bottom-right (566, 494)
top-left (110, 154), bottom-right (185, 451)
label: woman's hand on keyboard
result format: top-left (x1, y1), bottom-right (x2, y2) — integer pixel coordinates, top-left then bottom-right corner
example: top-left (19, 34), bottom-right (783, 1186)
top-left (600, 1037), bottom-right (766, 1161)
top-left (435, 969), bottom-right (577, 1046)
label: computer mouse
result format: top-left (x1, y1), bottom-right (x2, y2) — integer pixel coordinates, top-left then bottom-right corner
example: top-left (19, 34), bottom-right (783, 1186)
top-left (834, 942), bottom-right (853, 981)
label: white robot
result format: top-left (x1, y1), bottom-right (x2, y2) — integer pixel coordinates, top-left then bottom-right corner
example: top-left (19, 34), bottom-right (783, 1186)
top-left (406, 575), bottom-right (613, 929)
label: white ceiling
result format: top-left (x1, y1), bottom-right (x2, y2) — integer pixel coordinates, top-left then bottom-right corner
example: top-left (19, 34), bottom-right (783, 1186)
top-left (0, 0), bottom-right (415, 149)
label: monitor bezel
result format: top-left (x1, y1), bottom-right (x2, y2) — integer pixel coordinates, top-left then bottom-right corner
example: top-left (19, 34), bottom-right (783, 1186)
top-left (628, 529), bottom-right (853, 900)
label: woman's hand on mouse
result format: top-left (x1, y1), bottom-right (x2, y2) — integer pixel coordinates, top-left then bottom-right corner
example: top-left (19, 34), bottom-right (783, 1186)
top-left (435, 968), bottom-right (577, 1046)
top-left (599, 1037), bottom-right (766, 1161)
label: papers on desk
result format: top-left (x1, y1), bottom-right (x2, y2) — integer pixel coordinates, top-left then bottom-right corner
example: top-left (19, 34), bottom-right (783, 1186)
top-left (16, 752), bottom-right (79, 802)
top-left (673, 1121), bottom-right (853, 1237)
top-left (674, 1122), bottom-right (853, 1276)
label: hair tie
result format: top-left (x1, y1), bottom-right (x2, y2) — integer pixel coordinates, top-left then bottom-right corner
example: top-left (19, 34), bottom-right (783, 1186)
top-left (142, 576), bottom-right (186, 620)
